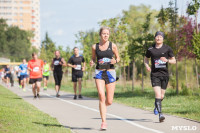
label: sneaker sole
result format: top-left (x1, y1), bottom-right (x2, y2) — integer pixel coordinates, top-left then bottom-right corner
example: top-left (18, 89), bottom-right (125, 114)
top-left (159, 117), bottom-right (165, 122)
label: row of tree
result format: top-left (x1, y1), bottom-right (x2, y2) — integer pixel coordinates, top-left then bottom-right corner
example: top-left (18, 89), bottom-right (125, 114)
top-left (1, 1), bottom-right (199, 95)
top-left (74, 1), bottom-right (200, 94)
top-left (0, 18), bottom-right (38, 61)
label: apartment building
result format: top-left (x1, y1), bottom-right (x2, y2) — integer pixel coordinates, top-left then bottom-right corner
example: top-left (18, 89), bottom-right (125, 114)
top-left (0, 0), bottom-right (40, 48)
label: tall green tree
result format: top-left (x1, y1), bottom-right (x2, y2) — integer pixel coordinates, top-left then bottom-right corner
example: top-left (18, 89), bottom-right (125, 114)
top-left (191, 33), bottom-right (200, 88)
top-left (40, 32), bottom-right (56, 63)
top-left (0, 18), bottom-right (33, 61)
top-left (187, 0), bottom-right (200, 88)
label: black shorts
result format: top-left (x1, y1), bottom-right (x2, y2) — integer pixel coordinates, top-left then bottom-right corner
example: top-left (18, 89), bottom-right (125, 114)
top-left (29, 78), bottom-right (42, 84)
top-left (151, 76), bottom-right (169, 90)
top-left (53, 71), bottom-right (63, 85)
top-left (5, 74), bottom-right (11, 78)
top-left (72, 71), bottom-right (83, 82)
top-left (43, 75), bottom-right (49, 80)
top-left (20, 75), bottom-right (27, 80)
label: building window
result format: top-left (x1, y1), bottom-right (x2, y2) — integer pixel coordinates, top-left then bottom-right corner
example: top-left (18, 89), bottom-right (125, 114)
top-left (20, 19), bottom-right (23, 22)
top-left (20, 13), bottom-right (23, 16)
top-left (20, 7), bottom-right (23, 10)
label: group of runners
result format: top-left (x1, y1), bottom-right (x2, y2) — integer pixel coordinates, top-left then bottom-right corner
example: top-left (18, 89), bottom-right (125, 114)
top-left (0, 27), bottom-right (176, 130)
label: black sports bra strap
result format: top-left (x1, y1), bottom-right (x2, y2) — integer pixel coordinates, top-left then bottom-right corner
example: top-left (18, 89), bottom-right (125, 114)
top-left (109, 42), bottom-right (112, 50)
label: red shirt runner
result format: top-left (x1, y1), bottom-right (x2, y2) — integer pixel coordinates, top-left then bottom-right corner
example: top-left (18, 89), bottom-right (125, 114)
top-left (28, 59), bottom-right (44, 79)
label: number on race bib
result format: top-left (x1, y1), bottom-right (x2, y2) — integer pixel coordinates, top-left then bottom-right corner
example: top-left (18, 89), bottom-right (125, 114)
top-left (33, 67), bottom-right (39, 72)
top-left (75, 65), bottom-right (81, 70)
top-left (54, 60), bottom-right (60, 65)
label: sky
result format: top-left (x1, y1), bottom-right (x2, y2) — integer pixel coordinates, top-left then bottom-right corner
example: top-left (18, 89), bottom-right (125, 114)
top-left (40, 0), bottom-right (199, 49)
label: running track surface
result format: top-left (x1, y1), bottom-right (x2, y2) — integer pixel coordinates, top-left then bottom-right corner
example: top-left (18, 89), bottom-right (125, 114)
top-left (2, 84), bottom-right (200, 133)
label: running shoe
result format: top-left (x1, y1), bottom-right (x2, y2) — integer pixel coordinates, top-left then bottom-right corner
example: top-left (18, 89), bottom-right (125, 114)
top-left (33, 96), bottom-right (37, 99)
top-left (43, 87), bottom-right (47, 91)
top-left (56, 93), bottom-right (60, 97)
top-left (23, 88), bottom-right (26, 92)
top-left (100, 122), bottom-right (107, 130)
top-left (37, 94), bottom-right (40, 98)
top-left (19, 85), bottom-right (22, 89)
top-left (73, 95), bottom-right (77, 100)
top-left (78, 95), bottom-right (83, 99)
top-left (159, 113), bottom-right (165, 122)
top-left (154, 107), bottom-right (159, 115)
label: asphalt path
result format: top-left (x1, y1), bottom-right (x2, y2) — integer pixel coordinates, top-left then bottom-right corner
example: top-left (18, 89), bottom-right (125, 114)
top-left (3, 84), bottom-right (200, 133)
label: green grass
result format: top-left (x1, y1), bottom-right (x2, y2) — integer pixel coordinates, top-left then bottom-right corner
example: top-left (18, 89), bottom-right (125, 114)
top-left (47, 79), bottom-right (200, 122)
top-left (0, 85), bottom-right (71, 133)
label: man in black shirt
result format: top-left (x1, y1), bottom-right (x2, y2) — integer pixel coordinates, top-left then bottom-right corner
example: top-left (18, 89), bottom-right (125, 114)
top-left (68, 47), bottom-right (86, 99)
top-left (145, 31), bottom-right (176, 122)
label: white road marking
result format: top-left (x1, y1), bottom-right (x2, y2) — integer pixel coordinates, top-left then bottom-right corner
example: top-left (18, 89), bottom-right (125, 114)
top-left (40, 92), bottom-right (163, 133)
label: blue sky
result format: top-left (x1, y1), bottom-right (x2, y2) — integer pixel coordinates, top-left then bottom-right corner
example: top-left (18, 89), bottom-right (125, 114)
top-left (40, 0), bottom-right (199, 49)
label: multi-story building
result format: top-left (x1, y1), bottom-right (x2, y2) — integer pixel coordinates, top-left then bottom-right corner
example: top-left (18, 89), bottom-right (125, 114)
top-left (0, 0), bottom-right (40, 48)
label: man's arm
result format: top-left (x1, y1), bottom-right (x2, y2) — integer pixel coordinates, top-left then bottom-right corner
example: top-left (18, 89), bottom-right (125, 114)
top-left (144, 57), bottom-right (151, 72)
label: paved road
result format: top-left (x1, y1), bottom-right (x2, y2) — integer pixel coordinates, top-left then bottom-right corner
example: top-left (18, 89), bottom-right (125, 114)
top-left (3, 84), bottom-right (200, 133)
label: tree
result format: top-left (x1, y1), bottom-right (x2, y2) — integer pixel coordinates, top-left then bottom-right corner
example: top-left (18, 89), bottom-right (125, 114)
top-left (156, 6), bottom-right (169, 31)
top-left (40, 32), bottom-right (56, 63)
top-left (0, 18), bottom-right (34, 61)
top-left (177, 17), bottom-right (196, 88)
top-left (191, 32), bottom-right (200, 88)
top-left (187, 0), bottom-right (200, 88)
top-left (0, 18), bottom-right (8, 57)
top-left (187, 0), bottom-right (200, 33)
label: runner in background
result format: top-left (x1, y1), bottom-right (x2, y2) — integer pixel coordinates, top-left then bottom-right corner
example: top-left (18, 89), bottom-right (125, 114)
top-left (4, 65), bottom-right (11, 87)
top-left (10, 66), bottom-right (15, 87)
top-left (15, 65), bottom-right (21, 87)
top-left (1, 68), bottom-right (5, 83)
top-left (19, 59), bottom-right (28, 91)
top-left (28, 53), bottom-right (44, 99)
top-left (67, 47), bottom-right (86, 99)
top-left (51, 50), bottom-right (67, 97)
top-left (43, 60), bottom-right (51, 90)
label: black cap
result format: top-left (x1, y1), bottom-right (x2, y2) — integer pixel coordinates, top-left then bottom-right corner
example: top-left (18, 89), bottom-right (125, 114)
top-left (44, 60), bottom-right (47, 62)
top-left (155, 31), bottom-right (164, 38)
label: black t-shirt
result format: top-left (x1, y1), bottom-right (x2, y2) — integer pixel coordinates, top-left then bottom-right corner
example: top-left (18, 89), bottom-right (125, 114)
top-left (68, 55), bottom-right (85, 73)
top-left (53, 57), bottom-right (63, 73)
top-left (145, 44), bottom-right (174, 77)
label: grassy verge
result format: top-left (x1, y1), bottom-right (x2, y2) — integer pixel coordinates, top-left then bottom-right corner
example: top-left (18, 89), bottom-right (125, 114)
top-left (0, 85), bottom-right (71, 133)
top-left (47, 79), bottom-right (200, 122)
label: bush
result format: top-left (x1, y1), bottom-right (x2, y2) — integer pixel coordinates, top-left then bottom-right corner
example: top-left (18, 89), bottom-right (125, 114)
top-left (180, 83), bottom-right (191, 96)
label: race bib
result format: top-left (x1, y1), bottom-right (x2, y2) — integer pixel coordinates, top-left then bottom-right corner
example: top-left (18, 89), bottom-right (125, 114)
top-left (22, 69), bottom-right (26, 73)
top-left (33, 67), bottom-right (39, 72)
top-left (155, 59), bottom-right (166, 68)
top-left (75, 65), bottom-right (81, 70)
top-left (54, 60), bottom-right (60, 65)
top-left (98, 58), bottom-right (111, 64)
